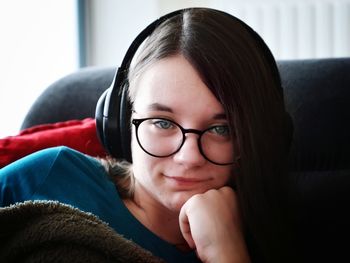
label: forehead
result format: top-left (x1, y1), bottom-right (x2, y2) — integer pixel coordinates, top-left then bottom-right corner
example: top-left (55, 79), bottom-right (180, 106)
top-left (132, 55), bottom-right (225, 117)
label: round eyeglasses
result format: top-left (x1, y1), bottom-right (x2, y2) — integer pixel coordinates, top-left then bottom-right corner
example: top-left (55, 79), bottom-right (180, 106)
top-left (132, 118), bottom-right (234, 165)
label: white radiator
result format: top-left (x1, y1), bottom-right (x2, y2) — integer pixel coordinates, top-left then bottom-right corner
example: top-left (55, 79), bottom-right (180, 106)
top-left (216, 0), bottom-right (350, 59)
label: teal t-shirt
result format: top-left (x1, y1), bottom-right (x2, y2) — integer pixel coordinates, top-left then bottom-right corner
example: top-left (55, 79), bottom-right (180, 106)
top-left (0, 146), bottom-right (199, 263)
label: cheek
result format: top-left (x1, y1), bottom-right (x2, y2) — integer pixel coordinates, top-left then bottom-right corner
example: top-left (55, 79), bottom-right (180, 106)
top-left (131, 134), bottom-right (159, 182)
top-left (131, 135), bottom-right (147, 177)
top-left (213, 166), bottom-right (234, 188)
top-left (131, 134), bottom-right (141, 165)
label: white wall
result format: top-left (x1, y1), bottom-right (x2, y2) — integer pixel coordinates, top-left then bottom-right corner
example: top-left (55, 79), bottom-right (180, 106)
top-left (84, 0), bottom-right (350, 67)
top-left (0, 1), bottom-right (79, 137)
top-left (84, 0), bottom-right (158, 66)
top-left (84, 0), bottom-right (220, 66)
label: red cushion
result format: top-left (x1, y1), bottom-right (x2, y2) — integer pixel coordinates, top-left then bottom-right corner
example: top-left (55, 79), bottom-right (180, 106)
top-left (0, 118), bottom-right (107, 168)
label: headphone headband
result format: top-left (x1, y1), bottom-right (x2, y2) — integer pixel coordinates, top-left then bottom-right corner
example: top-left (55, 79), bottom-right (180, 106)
top-left (119, 10), bottom-right (184, 74)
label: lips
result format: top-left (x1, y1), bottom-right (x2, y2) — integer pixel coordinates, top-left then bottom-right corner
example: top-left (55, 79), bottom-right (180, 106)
top-left (164, 175), bottom-right (211, 184)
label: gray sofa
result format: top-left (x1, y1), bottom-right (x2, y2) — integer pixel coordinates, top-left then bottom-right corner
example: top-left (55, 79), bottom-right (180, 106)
top-left (21, 58), bottom-right (350, 262)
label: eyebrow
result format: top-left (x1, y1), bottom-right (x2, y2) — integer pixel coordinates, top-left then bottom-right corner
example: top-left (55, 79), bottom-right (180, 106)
top-left (146, 103), bottom-right (227, 120)
top-left (146, 103), bottom-right (173, 113)
top-left (212, 113), bottom-right (227, 120)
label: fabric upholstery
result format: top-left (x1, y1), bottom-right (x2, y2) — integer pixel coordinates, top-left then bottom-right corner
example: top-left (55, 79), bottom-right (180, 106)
top-left (277, 58), bottom-right (350, 262)
top-left (20, 67), bottom-right (116, 130)
top-left (278, 58), bottom-right (350, 171)
top-left (0, 118), bottom-right (107, 168)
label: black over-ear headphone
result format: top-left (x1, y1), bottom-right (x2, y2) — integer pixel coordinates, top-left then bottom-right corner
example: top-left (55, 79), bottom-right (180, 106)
top-left (95, 8), bottom-right (292, 163)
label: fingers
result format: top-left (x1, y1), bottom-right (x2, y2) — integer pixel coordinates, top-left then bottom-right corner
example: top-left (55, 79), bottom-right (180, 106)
top-left (218, 185), bottom-right (235, 199)
top-left (179, 201), bottom-right (196, 249)
top-left (178, 187), bottom-right (249, 262)
top-left (179, 187), bottom-right (239, 250)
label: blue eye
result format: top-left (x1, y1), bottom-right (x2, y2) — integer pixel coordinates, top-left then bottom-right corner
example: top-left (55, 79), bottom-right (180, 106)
top-left (153, 119), bottom-right (174, 129)
top-left (209, 125), bottom-right (230, 136)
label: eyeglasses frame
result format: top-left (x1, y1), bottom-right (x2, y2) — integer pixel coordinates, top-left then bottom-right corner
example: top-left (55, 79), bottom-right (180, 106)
top-left (131, 117), bottom-right (235, 166)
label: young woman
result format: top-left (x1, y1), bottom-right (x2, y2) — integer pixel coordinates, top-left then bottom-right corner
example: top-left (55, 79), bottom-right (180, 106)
top-left (0, 8), bottom-right (293, 263)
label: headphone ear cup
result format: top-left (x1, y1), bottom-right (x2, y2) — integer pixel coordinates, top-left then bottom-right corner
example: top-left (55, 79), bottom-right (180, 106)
top-left (95, 88), bottom-right (109, 151)
top-left (95, 70), bottom-right (124, 160)
top-left (95, 70), bottom-right (132, 162)
top-left (119, 86), bottom-right (132, 162)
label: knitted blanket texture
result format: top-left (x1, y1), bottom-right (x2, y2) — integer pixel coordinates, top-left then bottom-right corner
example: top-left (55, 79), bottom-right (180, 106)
top-left (0, 201), bottom-right (165, 263)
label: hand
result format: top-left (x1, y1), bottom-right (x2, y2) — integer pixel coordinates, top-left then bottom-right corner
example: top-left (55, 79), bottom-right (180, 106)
top-left (179, 186), bottom-right (251, 263)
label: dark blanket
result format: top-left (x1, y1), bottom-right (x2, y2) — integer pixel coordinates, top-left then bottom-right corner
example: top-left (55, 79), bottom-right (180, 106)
top-left (0, 201), bottom-right (165, 263)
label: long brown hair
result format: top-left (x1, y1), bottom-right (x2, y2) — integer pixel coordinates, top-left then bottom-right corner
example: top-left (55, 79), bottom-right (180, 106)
top-left (109, 8), bottom-right (294, 262)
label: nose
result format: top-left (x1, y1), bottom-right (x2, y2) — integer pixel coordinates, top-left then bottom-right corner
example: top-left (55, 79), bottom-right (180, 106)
top-left (173, 133), bottom-right (206, 167)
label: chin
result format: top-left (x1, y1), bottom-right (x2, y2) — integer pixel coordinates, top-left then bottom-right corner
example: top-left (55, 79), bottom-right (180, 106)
top-left (163, 189), bottom-right (204, 212)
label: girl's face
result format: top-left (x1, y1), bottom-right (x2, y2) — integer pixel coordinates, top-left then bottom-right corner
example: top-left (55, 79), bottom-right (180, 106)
top-left (131, 55), bottom-right (235, 212)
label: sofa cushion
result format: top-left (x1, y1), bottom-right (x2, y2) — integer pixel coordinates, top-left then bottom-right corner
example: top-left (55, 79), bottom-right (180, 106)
top-left (0, 118), bottom-right (107, 168)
